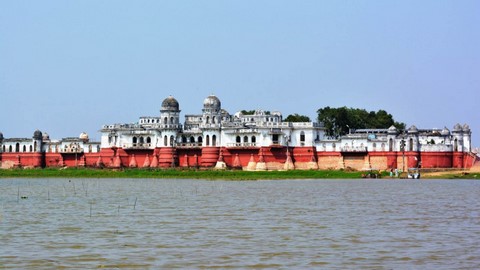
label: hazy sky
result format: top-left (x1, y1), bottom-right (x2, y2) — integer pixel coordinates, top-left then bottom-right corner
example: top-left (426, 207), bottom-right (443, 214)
top-left (1, 1), bottom-right (479, 146)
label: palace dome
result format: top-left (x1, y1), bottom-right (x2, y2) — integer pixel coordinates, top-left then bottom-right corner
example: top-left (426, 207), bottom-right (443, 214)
top-left (441, 127), bottom-right (450, 136)
top-left (453, 123), bottom-right (462, 132)
top-left (79, 132), bottom-right (89, 141)
top-left (42, 132), bottom-right (50, 141)
top-left (33, 129), bottom-right (43, 140)
top-left (161, 95), bottom-right (180, 111)
top-left (203, 95), bottom-right (221, 111)
top-left (387, 125), bottom-right (398, 134)
top-left (408, 125), bottom-right (419, 133)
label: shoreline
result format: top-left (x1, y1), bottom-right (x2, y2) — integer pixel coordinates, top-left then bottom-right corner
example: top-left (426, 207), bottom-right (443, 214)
top-left (0, 168), bottom-right (478, 180)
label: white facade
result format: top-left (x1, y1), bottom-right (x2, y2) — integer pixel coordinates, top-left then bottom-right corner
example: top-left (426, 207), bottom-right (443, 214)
top-left (100, 95), bottom-right (325, 149)
top-left (99, 95), bottom-right (472, 154)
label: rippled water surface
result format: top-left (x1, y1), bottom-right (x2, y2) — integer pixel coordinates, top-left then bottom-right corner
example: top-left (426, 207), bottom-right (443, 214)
top-left (1, 178), bottom-right (479, 269)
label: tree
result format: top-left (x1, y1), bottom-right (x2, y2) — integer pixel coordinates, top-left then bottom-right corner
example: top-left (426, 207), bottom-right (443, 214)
top-left (284, 114), bottom-right (310, 122)
top-left (240, 110), bottom-right (256, 115)
top-left (240, 110), bottom-right (271, 115)
top-left (317, 106), bottom-right (406, 138)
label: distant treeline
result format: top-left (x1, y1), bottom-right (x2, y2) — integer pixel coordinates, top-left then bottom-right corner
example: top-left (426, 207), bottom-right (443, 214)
top-left (316, 107), bottom-right (406, 138)
top-left (243, 107), bottom-right (405, 138)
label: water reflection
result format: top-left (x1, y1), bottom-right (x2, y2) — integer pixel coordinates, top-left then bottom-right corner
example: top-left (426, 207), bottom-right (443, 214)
top-left (1, 179), bottom-right (479, 269)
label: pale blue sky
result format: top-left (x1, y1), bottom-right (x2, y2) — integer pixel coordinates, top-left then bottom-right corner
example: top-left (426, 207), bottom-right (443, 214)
top-left (1, 1), bottom-right (479, 146)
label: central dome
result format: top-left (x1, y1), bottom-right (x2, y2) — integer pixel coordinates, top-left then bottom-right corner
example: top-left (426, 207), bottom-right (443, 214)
top-left (203, 95), bottom-right (221, 112)
top-left (161, 95), bottom-right (180, 112)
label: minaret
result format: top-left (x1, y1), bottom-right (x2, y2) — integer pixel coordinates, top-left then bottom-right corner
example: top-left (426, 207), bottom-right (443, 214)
top-left (462, 124), bottom-right (471, 152)
top-left (32, 129), bottom-right (43, 167)
top-left (159, 96), bottom-right (181, 148)
top-left (452, 124), bottom-right (464, 152)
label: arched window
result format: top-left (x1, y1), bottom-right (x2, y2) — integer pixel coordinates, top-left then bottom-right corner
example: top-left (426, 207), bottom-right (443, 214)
top-left (34, 142), bottom-right (37, 152)
top-left (190, 136), bottom-right (195, 143)
top-left (170, 135), bottom-right (175, 146)
top-left (97, 145), bottom-right (100, 152)
top-left (139, 137), bottom-right (145, 144)
top-left (164, 117), bottom-right (168, 125)
top-left (206, 135), bottom-right (210, 146)
top-left (212, 135), bottom-right (217, 146)
top-left (454, 138), bottom-right (458, 152)
top-left (2, 145), bottom-right (5, 152)
top-left (409, 138), bottom-right (414, 151)
top-left (300, 131), bottom-right (306, 146)
top-left (182, 136), bottom-right (187, 143)
top-left (15, 143), bottom-right (20, 152)
top-left (23, 145), bottom-right (26, 152)
top-left (170, 117), bottom-right (174, 124)
top-left (236, 136), bottom-right (241, 144)
top-left (251, 136), bottom-right (256, 145)
top-left (332, 143), bottom-right (336, 150)
top-left (389, 138), bottom-right (393, 152)
top-left (243, 136), bottom-right (248, 143)
top-left (206, 116), bottom-right (210, 124)
top-left (9, 145), bottom-right (12, 152)
top-left (164, 135), bottom-right (168, 146)
top-left (147, 137), bottom-right (151, 144)
top-left (29, 145), bottom-right (33, 152)
top-left (213, 116), bottom-right (216, 124)
top-left (372, 143), bottom-right (377, 151)
top-left (89, 145), bottom-right (92, 153)
top-left (198, 136), bottom-right (203, 145)
top-left (133, 137), bottom-right (137, 144)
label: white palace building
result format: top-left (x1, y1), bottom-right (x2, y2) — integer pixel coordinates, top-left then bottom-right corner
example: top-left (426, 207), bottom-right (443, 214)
top-left (0, 95), bottom-right (477, 170)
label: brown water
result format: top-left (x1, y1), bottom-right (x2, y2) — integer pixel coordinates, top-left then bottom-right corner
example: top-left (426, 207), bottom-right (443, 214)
top-left (1, 178), bottom-right (479, 269)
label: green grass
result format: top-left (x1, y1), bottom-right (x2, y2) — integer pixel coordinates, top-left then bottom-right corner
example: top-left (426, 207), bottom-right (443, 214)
top-left (422, 172), bottom-right (479, 180)
top-left (0, 167), bottom-right (369, 180)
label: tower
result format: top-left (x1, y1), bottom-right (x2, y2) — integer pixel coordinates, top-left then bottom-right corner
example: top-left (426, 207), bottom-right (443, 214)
top-left (462, 124), bottom-right (471, 152)
top-left (452, 124), bottom-right (464, 152)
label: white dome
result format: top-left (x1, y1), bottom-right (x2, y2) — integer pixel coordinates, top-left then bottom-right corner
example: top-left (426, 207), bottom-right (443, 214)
top-left (161, 95), bottom-right (180, 112)
top-left (203, 95), bottom-right (221, 111)
top-left (79, 132), bottom-right (89, 141)
top-left (441, 127), bottom-right (450, 136)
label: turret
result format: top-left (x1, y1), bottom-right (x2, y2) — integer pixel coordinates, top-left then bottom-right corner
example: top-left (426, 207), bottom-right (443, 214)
top-left (387, 125), bottom-right (398, 151)
top-left (452, 124), bottom-right (463, 152)
top-left (462, 124), bottom-right (471, 152)
top-left (407, 125), bottom-right (419, 151)
top-left (201, 95), bottom-right (222, 147)
top-left (32, 129), bottom-right (43, 152)
top-left (0, 132), bottom-right (3, 153)
top-left (160, 95), bottom-right (181, 127)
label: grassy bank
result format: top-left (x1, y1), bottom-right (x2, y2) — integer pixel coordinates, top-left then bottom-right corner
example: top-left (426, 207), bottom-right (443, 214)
top-left (0, 168), bottom-right (370, 180)
top-left (421, 170), bottom-right (479, 179)
top-left (1, 168), bottom-right (477, 180)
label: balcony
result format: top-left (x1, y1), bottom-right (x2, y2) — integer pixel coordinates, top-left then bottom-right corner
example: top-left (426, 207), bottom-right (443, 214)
top-left (340, 146), bottom-right (368, 153)
top-left (122, 143), bottom-right (153, 149)
top-left (227, 143), bottom-right (258, 148)
top-left (177, 142), bottom-right (203, 148)
top-left (59, 148), bottom-right (84, 154)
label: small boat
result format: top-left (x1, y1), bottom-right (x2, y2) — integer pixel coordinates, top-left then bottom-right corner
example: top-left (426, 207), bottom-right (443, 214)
top-left (407, 168), bottom-right (421, 179)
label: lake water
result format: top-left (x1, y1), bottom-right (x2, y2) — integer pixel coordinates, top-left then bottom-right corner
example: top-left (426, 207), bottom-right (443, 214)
top-left (1, 178), bottom-right (479, 269)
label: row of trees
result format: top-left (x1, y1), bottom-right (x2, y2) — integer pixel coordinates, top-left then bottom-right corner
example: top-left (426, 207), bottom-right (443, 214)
top-left (241, 107), bottom-right (405, 138)
top-left (316, 107), bottom-right (405, 138)
top-left (283, 107), bottom-right (405, 138)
